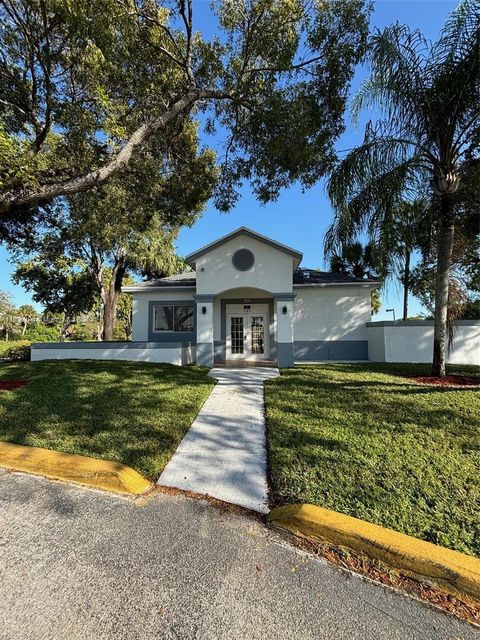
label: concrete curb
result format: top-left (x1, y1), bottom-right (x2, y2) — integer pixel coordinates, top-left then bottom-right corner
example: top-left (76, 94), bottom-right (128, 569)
top-left (0, 441), bottom-right (152, 496)
top-left (268, 503), bottom-right (480, 601)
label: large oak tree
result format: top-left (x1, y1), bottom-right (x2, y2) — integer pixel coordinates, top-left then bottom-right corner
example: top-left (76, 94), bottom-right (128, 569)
top-left (0, 0), bottom-right (370, 228)
top-left (12, 119), bottom-right (217, 339)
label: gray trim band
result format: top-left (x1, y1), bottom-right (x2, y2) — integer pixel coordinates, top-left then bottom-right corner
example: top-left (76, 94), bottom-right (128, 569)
top-left (294, 340), bottom-right (368, 361)
top-left (214, 341), bottom-right (226, 364)
top-left (294, 282), bottom-right (378, 289)
top-left (277, 342), bottom-right (295, 367)
top-left (273, 293), bottom-right (296, 301)
top-left (124, 285), bottom-right (196, 292)
top-left (367, 320), bottom-right (480, 327)
top-left (193, 294), bottom-right (215, 302)
top-left (196, 342), bottom-right (214, 367)
top-left (32, 341), bottom-right (193, 350)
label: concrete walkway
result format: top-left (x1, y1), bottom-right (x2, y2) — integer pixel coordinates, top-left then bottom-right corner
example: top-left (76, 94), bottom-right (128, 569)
top-left (158, 367), bottom-right (280, 513)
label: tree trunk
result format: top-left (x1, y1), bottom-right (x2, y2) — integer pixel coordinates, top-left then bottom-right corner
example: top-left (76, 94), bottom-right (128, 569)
top-left (60, 317), bottom-right (71, 342)
top-left (402, 248), bottom-right (411, 322)
top-left (102, 289), bottom-right (118, 341)
top-left (432, 195), bottom-right (455, 377)
top-left (102, 257), bottom-right (127, 341)
top-left (96, 313), bottom-right (102, 341)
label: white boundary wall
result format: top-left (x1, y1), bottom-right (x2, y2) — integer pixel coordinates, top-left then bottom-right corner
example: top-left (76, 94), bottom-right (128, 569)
top-left (31, 342), bottom-right (196, 366)
top-left (367, 321), bottom-right (480, 365)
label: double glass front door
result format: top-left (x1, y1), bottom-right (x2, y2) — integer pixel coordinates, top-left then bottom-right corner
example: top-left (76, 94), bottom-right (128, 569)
top-left (227, 305), bottom-right (269, 361)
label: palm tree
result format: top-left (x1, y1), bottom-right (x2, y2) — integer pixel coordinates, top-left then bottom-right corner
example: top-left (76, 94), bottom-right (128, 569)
top-left (326, 197), bottom-right (429, 321)
top-left (329, 241), bottom-right (379, 279)
top-left (381, 198), bottom-right (429, 321)
top-left (327, 1), bottom-right (480, 376)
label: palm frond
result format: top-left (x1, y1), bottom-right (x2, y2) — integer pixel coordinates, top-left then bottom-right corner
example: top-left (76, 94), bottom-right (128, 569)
top-left (327, 128), bottom-right (421, 211)
top-left (352, 24), bottom-right (430, 134)
top-left (429, 0), bottom-right (480, 68)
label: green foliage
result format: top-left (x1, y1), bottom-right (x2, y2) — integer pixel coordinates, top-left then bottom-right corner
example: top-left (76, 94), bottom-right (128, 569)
top-left (326, 2), bottom-right (480, 372)
top-left (329, 241), bottom-right (379, 279)
top-left (1, 343), bottom-right (30, 361)
top-left (115, 286), bottom-right (133, 341)
top-left (7, 115), bottom-right (217, 339)
top-left (0, 360), bottom-right (215, 479)
top-left (0, 0), bottom-right (370, 223)
top-left (24, 324), bottom-right (60, 342)
top-left (266, 363), bottom-right (480, 556)
top-left (0, 290), bottom-right (21, 339)
top-left (0, 339), bottom-right (29, 356)
top-left (370, 289), bottom-right (381, 315)
top-left (409, 261), bottom-right (480, 321)
top-left (12, 257), bottom-right (96, 335)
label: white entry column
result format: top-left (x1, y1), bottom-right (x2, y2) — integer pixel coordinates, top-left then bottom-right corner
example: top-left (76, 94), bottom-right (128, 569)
top-left (274, 293), bottom-right (295, 367)
top-left (195, 295), bottom-right (215, 367)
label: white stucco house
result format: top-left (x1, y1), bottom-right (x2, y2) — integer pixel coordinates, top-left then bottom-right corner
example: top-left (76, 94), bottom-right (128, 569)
top-left (122, 227), bottom-right (377, 368)
top-left (31, 227), bottom-right (480, 367)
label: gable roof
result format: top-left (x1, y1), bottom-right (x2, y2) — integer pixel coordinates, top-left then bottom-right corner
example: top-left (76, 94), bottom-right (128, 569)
top-left (184, 226), bottom-right (303, 269)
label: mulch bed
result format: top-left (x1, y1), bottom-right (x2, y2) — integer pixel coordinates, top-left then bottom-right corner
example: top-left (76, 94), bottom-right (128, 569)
top-left (0, 380), bottom-right (30, 391)
top-left (402, 374), bottom-right (479, 388)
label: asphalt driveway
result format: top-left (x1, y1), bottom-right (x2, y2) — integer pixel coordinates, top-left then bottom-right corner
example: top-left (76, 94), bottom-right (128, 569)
top-left (0, 470), bottom-right (477, 640)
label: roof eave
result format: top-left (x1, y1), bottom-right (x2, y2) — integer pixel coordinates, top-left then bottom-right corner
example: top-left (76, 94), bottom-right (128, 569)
top-left (294, 281), bottom-right (380, 288)
top-left (185, 226), bottom-right (303, 267)
top-left (122, 285), bottom-right (196, 293)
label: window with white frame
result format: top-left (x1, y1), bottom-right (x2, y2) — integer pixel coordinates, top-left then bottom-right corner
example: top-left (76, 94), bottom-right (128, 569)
top-left (153, 304), bottom-right (194, 332)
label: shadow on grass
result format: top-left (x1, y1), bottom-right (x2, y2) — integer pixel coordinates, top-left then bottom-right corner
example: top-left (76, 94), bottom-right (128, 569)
top-left (0, 360), bottom-right (215, 479)
top-left (265, 364), bottom-right (480, 556)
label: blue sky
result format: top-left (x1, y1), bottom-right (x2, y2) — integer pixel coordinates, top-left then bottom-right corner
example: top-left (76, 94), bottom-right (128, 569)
top-left (0, 0), bottom-right (457, 319)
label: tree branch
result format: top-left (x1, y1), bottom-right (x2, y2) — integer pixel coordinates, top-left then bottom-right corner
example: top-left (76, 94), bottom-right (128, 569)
top-left (0, 88), bottom-right (235, 214)
top-left (179, 0), bottom-right (195, 86)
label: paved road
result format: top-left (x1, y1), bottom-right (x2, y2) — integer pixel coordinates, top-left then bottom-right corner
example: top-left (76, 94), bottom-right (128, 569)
top-left (159, 368), bottom-right (279, 513)
top-left (0, 470), bottom-right (477, 640)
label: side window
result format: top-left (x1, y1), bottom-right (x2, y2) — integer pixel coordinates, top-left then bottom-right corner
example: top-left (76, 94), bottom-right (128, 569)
top-left (154, 305), bottom-right (174, 331)
top-left (175, 305), bottom-right (194, 332)
top-left (153, 304), bottom-right (194, 332)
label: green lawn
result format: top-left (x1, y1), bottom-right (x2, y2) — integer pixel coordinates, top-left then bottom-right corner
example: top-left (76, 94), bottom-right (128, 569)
top-left (265, 363), bottom-right (480, 557)
top-left (0, 360), bottom-right (214, 479)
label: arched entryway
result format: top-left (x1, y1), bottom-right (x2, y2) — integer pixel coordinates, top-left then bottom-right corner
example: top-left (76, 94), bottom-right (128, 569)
top-left (195, 287), bottom-right (295, 367)
top-left (219, 288), bottom-right (275, 364)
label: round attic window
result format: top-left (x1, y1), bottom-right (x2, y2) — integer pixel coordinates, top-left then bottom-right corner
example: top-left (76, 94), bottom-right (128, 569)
top-left (232, 248), bottom-right (255, 271)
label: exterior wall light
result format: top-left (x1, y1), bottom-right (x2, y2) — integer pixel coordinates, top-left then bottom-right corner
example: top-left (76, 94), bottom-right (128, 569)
top-left (202, 306), bottom-right (207, 315)
top-left (282, 306), bottom-right (288, 315)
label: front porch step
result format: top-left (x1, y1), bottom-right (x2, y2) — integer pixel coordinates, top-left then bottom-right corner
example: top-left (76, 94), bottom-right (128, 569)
top-left (218, 360), bottom-right (278, 368)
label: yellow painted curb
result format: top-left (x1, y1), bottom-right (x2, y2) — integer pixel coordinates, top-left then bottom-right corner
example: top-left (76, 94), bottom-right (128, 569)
top-left (0, 441), bottom-right (152, 496)
top-left (268, 503), bottom-right (480, 601)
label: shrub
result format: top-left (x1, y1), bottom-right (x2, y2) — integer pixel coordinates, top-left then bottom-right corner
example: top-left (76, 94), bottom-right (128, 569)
top-left (0, 340), bottom-right (28, 356)
top-left (2, 343), bottom-right (31, 361)
top-left (24, 324), bottom-right (59, 342)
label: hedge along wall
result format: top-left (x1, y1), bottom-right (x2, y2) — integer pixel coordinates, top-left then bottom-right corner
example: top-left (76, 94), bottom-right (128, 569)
top-left (367, 321), bottom-right (480, 365)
